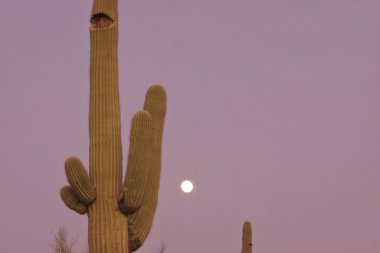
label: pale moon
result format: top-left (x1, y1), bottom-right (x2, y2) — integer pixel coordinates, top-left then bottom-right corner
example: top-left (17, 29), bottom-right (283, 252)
top-left (180, 180), bottom-right (193, 193)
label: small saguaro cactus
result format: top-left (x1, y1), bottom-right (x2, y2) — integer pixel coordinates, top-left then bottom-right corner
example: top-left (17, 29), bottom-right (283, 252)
top-left (241, 221), bottom-right (252, 253)
top-left (59, 0), bottom-right (166, 253)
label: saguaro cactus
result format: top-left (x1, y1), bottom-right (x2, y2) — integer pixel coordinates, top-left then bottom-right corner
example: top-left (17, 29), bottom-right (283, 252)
top-left (59, 0), bottom-right (166, 253)
top-left (241, 221), bottom-right (252, 253)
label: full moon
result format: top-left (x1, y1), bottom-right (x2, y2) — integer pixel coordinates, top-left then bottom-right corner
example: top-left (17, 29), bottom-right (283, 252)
top-left (180, 180), bottom-right (193, 193)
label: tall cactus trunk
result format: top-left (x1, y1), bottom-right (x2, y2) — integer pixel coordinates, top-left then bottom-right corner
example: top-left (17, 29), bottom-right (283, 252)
top-left (88, 1), bottom-right (127, 252)
top-left (59, 0), bottom-right (167, 253)
top-left (241, 221), bottom-right (252, 253)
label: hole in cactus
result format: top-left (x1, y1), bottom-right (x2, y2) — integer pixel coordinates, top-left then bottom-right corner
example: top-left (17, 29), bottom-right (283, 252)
top-left (90, 13), bottom-right (114, 30)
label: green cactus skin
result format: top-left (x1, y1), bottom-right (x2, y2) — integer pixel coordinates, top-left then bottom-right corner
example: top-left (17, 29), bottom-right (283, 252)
top-left (59, 1), bottom-right (166, 253)
top-left (241, 221), bottom-right (252, 253)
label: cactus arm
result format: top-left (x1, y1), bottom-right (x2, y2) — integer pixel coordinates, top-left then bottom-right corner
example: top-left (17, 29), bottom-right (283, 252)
top-left (61, 157), bottom-right (95, 214)
top-left (60, 186), bottom-right (88, 214)
top-left (127, 85), bottom-right (167, 252)
top-left (119, 111), bottom-right (154, 215)
top-left (241, 221), bottom-right (253, 253)
top-left (64, 157), bottom-right (96, 205)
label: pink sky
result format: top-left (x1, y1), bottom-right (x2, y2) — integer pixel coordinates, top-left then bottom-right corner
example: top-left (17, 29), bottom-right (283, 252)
top-left (1, 1), bottom-right (380, 252)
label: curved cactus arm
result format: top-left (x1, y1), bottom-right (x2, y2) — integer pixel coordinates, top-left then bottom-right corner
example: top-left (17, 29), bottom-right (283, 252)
top-left (241, 221), bottom-right (252, 253)
top-left (119, 110), bottom-right (153, 215)
top-left (64, 157), bottom-right (96, 205)
top-left (60, 186), bottom-right (88, 215)
top-left (128, 85), bottom-right (166, 252)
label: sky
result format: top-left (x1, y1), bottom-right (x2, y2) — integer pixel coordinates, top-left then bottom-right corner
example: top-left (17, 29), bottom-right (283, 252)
top-left (1, 0), bottom-right (380, 252)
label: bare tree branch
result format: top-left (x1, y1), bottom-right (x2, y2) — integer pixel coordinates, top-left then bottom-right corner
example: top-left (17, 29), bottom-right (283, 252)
top-left (51, 226), bottom-right (77, 253)
top-left (158, 241), bottom-right (167, 253)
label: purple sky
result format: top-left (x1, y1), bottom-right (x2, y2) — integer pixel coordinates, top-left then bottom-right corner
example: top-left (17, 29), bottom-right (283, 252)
top-left (1, 1), bottom-right (380, 252)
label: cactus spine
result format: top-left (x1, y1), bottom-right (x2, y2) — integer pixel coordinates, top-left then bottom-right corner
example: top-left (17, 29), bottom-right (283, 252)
top-left (241, 221), bottom-right (252, 253)
top-left (59, 0), bottom-right (166, 253)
